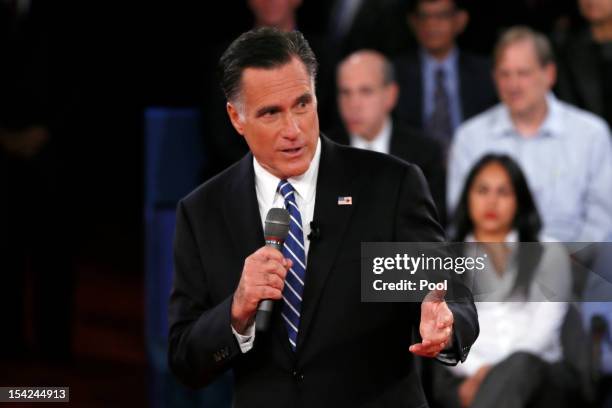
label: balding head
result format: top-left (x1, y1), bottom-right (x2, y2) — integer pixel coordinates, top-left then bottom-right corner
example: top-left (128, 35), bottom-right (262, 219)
top-left (336, 50), bottom-right (399, 141)
top-left (338, 50), bottom-right (395, 87)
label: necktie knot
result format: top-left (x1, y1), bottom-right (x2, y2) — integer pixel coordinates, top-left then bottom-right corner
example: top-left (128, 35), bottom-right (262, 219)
top-left (278, 180), bottom-right (296, 201)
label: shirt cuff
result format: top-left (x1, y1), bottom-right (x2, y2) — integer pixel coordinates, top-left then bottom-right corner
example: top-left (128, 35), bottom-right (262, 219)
top-left (231, 321), bottom-right (256, 353)
top-left (435, 329), bottom-right (460, 365)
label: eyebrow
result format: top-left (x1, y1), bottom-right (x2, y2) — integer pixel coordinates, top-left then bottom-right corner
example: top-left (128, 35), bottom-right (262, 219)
top-left (295, 93), bottom-right (313, 106)
top-left (254, 92), bottom-right (313, 118)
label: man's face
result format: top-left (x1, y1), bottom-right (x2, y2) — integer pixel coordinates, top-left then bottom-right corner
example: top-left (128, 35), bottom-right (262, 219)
top-left (579, 0), bottom-right (612, 24)
top-left (227, 57), bottom-right (319, 179)
top-left (248, 0), bottom-right (302, 27)
top-left (494, 40), bottom-right (555, 118)
top-left (337, 55), bottom-right (397, 141)
top-left (410, 0), bottom-right (467, 56)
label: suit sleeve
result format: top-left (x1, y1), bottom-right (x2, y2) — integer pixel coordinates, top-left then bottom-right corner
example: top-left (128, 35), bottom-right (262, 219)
top-left (167, 200), bottom-right (242, 388)
top-left (395, 164), bottom-right (479, 365)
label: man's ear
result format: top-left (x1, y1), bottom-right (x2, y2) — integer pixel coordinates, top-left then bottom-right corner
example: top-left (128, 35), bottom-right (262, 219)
top-left (546, 63), bottom-right (557, 88)
top-left (454, 10), bottom-right (469, 35)
top-left (385, 82), bottom-right (400, 112)
top-left (226, 102), bottom-right (245, 136)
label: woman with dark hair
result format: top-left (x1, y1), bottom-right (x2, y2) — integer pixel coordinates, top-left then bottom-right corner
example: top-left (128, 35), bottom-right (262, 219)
top-left (452, 154), bottom-right (541, 243)
top-left (431, 154), bottom-right (577, 408)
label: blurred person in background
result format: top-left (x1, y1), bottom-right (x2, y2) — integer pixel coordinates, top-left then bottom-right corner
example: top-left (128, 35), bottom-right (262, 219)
top-left (0, 0), bottom-right (73, 363)
top-left (459, 0), bottom-right (579, 56)
top-left (431, 154), bottom-right (580, 408)
top-left (394, 0), bottom-right (497, 152)
top-left (557, 0), bottom-right (612, 128)
top-left (448, 26), bottom-right (612, 243)
top-left (248, 0), bottom-right (301, 32)
top-left (328, 49), bottom-right (447, 224)
top-left (325, 0), bottom-right (411, 58)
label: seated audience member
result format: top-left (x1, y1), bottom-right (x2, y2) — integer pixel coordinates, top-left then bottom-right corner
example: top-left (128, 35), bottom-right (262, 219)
top-left (557, 0), bottom-right (612, 128)
top-left (432, 154), bottom-right (578, 408)
top-left (394, 0), bottom-right (497, 149)
top-left (448, 26), bottom-right (612, 242)
top-left (328, 50), bottom-right (447, 223)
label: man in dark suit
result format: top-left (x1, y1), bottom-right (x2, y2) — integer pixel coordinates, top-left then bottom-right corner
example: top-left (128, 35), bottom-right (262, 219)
top-left (394, 0), bottom-right (497, 148)
top-left (556, 0), bottom-right (612, 128)
top-left (169, 27), bottom-right (479, 407)
top-left (328, 49), bottom-right (447, 225)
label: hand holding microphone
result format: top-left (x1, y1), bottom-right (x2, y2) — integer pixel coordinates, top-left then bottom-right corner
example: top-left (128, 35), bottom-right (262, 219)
top-left (231, 208), bottom-right (291, 334)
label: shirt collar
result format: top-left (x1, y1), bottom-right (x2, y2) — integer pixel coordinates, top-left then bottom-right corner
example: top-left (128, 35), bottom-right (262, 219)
top-left (421, 46), bottom-right (459, 73)
top-left (465, 229), bottom-right (519, 243)
top-left (349, 117), bottom-right (392, 154)
top-left (253, 136), bottom-right (321, 206)
top-left (492, 92), bottom-right (563, 138)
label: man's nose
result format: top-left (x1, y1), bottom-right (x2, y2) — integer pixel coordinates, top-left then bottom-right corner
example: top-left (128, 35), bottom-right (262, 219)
top-left (281, 113), bottom-right (300, 139)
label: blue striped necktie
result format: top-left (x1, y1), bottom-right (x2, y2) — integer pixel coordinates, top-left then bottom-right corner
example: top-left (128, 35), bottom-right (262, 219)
top-left (277, 180), bottom-right (306, 351)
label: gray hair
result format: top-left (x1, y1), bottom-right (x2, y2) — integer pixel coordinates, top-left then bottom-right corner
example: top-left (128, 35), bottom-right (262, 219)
top-left (218, 27), bottom-right (318, 117)
top-left (494, 26), bottom-right (555, 67)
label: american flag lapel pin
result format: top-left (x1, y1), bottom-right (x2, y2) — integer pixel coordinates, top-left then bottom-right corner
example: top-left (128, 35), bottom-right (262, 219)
top-left (337, 196), bottom-right (352, 206)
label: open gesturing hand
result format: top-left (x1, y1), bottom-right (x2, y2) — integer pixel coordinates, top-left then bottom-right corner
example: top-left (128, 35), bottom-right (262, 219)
top-left (409, 289), bottom-right (454, 358)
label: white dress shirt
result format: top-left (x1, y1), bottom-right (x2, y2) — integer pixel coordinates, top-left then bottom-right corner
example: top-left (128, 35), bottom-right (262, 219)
top-left (448, 231), bottom-right (570, 377)
top-left (349, 118), bottom-right (392, 155)
top-left (231, 137), bottom-right (322, 352)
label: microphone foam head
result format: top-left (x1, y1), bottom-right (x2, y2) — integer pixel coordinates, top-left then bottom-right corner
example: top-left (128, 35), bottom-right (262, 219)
top-left (264, 207), bottom-right (290, 239)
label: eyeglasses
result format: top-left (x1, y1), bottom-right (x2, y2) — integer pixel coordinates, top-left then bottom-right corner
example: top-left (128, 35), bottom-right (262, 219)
top-left (414, 9), bottom-right (457, 21)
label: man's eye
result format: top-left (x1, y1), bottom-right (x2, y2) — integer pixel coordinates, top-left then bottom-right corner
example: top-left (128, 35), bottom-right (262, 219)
top-left (295, 101), bottom-right (309, 112)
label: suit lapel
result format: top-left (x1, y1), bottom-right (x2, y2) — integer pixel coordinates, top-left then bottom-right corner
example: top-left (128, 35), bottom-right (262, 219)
top-left (223, 153), bottom-right (264, 264)
top-left (296, 136), bottom-right (362, 352)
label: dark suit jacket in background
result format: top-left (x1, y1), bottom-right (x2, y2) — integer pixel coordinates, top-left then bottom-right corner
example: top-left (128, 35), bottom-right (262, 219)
top-left (556, 29), bottom-right (612, 128)
top-left (168, 136), bottom-right (479, 407)
top-left (327, 122), bottom-right (447, 225)
top-left (394, 50), bottom-right (497, 131)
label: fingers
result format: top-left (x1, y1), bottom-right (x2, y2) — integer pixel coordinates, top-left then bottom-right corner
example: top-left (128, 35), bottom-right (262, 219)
top-left (253, 246), bottom-right (286, 263)
top-left (239, 246), bottom-right (294, 301)
top-left (424, 320), bottom-right (453, 344)
top-left (259, 285), bottom-right (283, 301)
top-left (437, 311), bottom-right (454, 330)
top-left (260, 258), bottom-right (289, 281)
top-left (232, 246), bottom-right (293, 329)
top-left (263, 271), bottom-right (285, 292)
top-left (409, 339), bottom-right (449, 357)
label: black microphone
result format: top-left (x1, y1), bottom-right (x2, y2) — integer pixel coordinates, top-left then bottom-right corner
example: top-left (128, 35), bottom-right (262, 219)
top-left (256, 207), bottom-right (290, 332)
top-left (308, 221), bottom-right (320, 241)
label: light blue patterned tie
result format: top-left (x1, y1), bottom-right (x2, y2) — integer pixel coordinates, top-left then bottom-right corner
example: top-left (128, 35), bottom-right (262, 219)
top-left (277, 180), bottom-right (306, 351)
